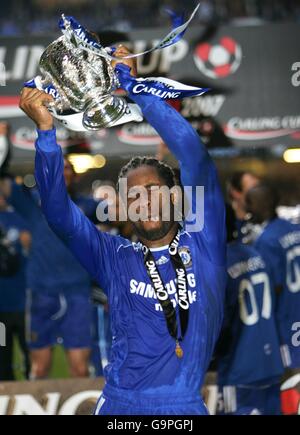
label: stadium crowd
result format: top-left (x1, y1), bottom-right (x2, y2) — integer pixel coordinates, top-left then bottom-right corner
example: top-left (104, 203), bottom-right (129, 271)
top-left (1, 0), bottom-right (300, 35)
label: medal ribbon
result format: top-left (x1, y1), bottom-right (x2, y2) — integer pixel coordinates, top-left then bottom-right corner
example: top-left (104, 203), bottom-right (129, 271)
top-left (142, 229), bottom-right (190, 357)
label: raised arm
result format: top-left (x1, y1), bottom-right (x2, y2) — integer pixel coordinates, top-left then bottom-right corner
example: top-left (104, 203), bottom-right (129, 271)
top-left (130, 92), bottom-right (213, 185)
top-left (112, 46), bottom-right (225, 263)
top-left (37, 131), bottom-right (119, 288)
top-left (19, 88), bottom-right (117, 290)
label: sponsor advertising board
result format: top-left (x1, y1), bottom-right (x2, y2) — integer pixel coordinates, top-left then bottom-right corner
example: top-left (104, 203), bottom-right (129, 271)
top-left (0, 23), bottom-right (299, 166)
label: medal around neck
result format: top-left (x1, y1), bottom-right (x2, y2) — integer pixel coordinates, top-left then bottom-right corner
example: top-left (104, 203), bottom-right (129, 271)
top-left (175, 340), bottom-right (184, 358)
top-left (142, 229), bottom-right (188, 360)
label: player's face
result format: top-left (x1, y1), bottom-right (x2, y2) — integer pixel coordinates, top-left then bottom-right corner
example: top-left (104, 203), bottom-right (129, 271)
top-left (239, 173), bottom-right (260, 211)
top-left (125, 166), bottom-right (175, 241)
top-left (241, 174), bottom-right (260, 196)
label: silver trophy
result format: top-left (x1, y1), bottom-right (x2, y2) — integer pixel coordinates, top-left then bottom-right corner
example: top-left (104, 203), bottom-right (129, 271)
top-left (38, 16), bottom-right (128, 130)
top-left (27, 7), bottom-right (201, 131)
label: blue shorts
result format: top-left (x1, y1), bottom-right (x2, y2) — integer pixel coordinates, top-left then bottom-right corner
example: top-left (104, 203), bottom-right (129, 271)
top-left (94, 384), bottom-right (209, 415)
top-left (218, 383), bottom-right (281, 415)
top-left (27, 290), bottom-right (93, 349)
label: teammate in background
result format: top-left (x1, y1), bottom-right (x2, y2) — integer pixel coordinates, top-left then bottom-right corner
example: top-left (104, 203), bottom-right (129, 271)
top-left (216, 205), bottom-right (283, 415)
top-left (246, 184), bottom-right (300, 414)
top-left (0, 190), bottom-right (31, 380)
top-left (227, 171), bottom-right (260, 234)
top-left (19, 45), bottom-right (227, 415)
top-left (0, 159), bottom-right (97, 379)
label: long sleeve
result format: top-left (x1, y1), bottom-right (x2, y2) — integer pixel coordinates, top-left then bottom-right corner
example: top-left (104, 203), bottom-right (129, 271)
top-left (129, 93), bottom-right (226, 266)
top-left (34, 128), bottom-right (118, 290)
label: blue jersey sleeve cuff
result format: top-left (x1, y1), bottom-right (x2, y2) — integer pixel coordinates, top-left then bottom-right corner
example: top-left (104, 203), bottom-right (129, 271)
top-left (36, 128), bottom-right (59, 152)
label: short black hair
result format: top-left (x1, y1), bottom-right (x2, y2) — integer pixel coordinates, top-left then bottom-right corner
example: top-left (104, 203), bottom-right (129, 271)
top-left (117, 156), bottom-right (177, 190)
top-left (248, 183), bottom-right (279, 216)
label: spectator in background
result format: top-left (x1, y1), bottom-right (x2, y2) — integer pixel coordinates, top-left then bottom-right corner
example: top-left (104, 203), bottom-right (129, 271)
top-left (227, 171), bottom-right (260, 242)
top-left (216, 204), bottom-right (283, 415)
top-left (246, 184), bottom-right (300, 415)
top-left (0, 157), bottom-right (97, 379)
top-left (0, 190), bottom-right (31, 381)
top-left (227, 171), bottom-right (260, 221)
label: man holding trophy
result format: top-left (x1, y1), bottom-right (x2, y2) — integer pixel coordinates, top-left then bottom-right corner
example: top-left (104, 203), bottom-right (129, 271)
top-left (19, 11), bottom-right (227, 415)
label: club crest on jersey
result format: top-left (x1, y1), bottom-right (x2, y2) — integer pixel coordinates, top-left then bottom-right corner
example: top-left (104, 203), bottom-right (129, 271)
top-left (178, 246), bottom-right (192, 268)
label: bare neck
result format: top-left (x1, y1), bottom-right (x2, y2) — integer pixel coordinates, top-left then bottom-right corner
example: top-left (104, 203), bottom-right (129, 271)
top-left (139, 223), bottom-right (179, 249)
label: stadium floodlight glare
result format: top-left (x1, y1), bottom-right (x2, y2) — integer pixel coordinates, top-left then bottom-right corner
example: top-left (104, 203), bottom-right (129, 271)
top-left (68, 154), bottom-right (106, 174)
top-left (283, 148), bottom-right (300, 163)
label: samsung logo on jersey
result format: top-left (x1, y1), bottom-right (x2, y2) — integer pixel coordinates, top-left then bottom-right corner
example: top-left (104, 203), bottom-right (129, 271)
top-left (130, 273), bottom-right (196, 300)
top-left (228, 256), bottom-right (266, 279)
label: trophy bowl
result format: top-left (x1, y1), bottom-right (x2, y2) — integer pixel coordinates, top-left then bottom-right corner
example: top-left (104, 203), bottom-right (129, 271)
top-left (83, 95), bottom-right (128, 130)
top-left (39, 34), bottom-right (127, 130)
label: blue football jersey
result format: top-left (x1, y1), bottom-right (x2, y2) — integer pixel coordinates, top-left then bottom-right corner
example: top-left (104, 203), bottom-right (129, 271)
top-left (254, 218), bottom-right (300, 368)
top-left (8, 183), bottom-right (95, 294)
top-left (0, 209), bottom-right (29, 312)
top-left (34, 93), bottom-right (227, 395)
top-left (217, 241), bottom-right (283, 386)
